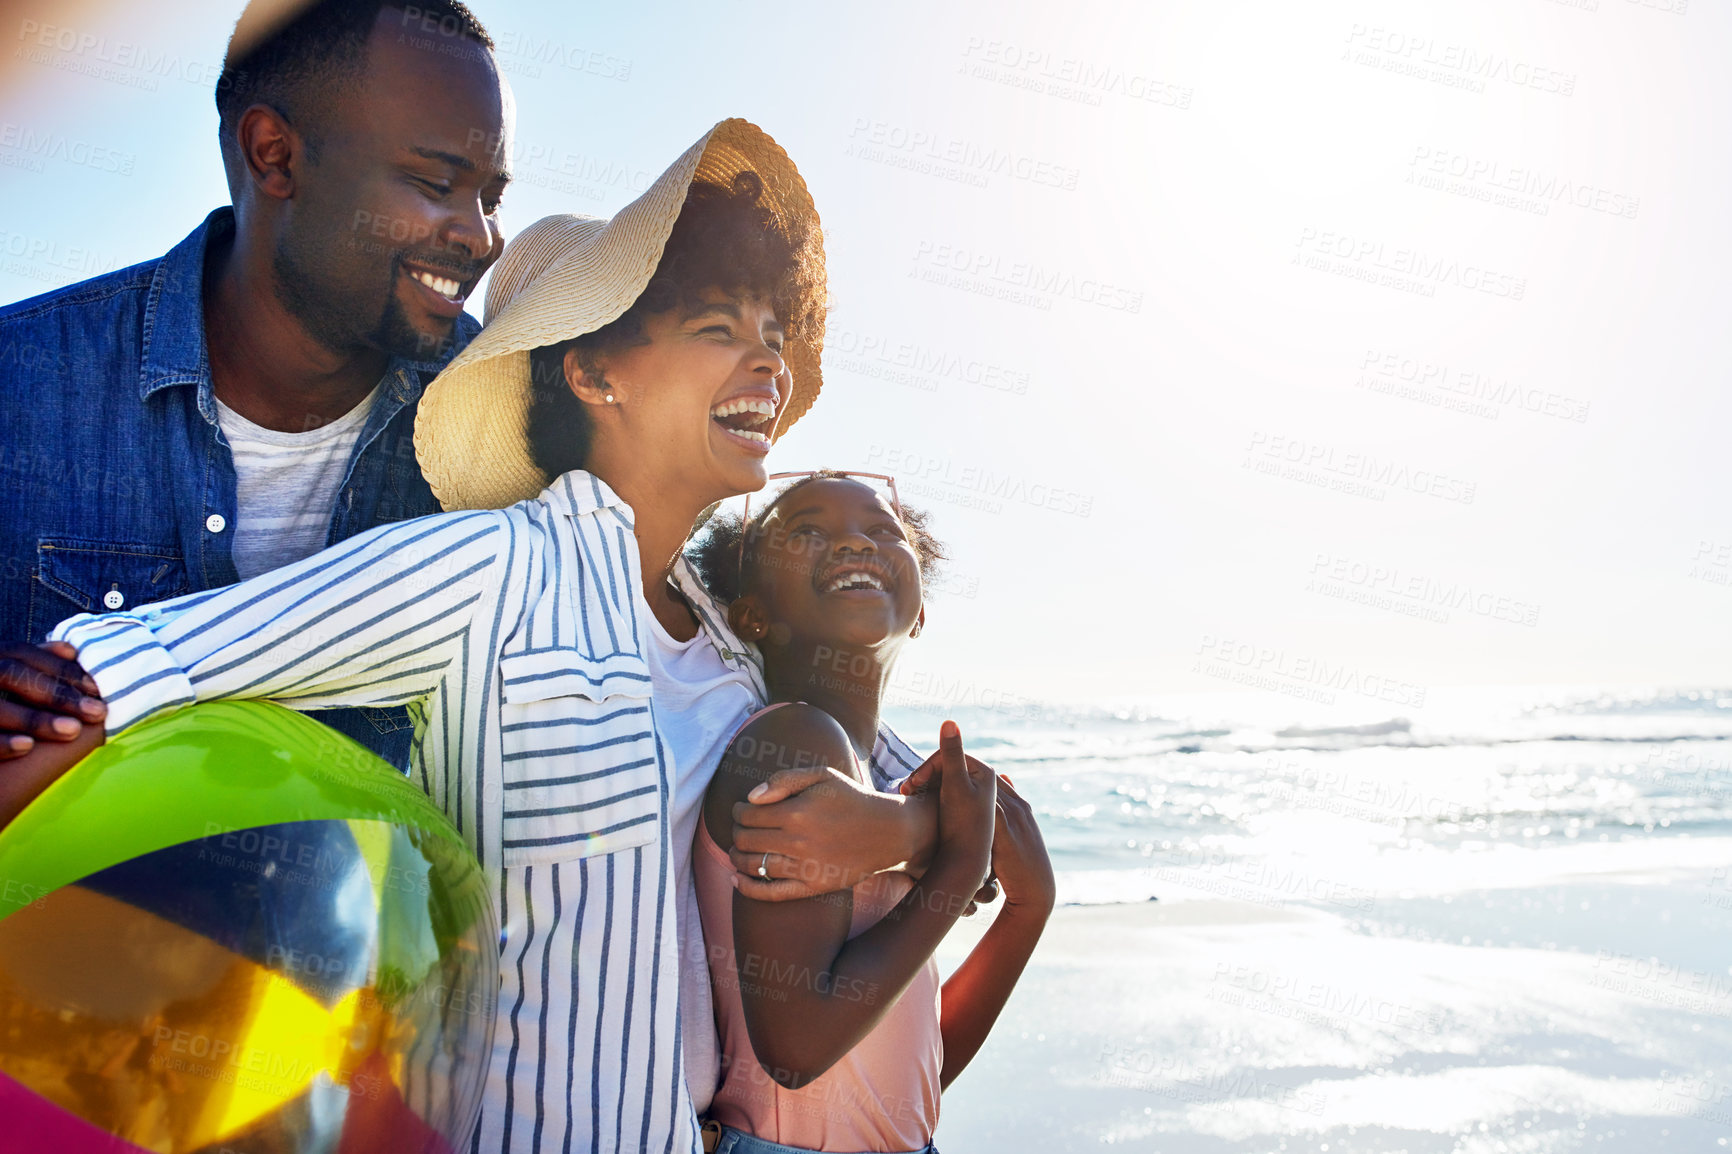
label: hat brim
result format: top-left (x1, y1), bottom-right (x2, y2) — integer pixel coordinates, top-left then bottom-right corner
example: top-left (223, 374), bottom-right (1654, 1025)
top-left (414, 118), bottom-right (824, 512)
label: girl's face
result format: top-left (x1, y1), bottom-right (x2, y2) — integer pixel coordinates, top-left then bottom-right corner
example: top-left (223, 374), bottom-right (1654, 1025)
top-left (740, 478), bottom-right (924, 655)
top-left (589, 286), bottom-right (790, 505)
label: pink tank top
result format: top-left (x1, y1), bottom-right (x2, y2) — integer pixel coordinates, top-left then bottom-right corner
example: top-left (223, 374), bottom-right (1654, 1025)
top-left (694, 707), bottom-right (941, 1151)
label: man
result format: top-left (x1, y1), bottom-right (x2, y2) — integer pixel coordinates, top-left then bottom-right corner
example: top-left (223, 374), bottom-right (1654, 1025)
top-left (0, 0), bottom-right (510, 768)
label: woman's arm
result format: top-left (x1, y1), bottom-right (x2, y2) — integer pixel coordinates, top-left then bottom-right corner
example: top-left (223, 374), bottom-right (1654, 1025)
top-left (704, 714), bottom-right (994, 1089)
top-left (937, 776), bottom-right (1054, 1088)
top-left (47, 511), bottom-right (508, 738)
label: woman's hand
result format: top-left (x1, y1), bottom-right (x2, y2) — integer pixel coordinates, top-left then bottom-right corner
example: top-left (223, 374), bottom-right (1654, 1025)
top-left (989, 776), bottom-right (1055, 915)
top-left (730, 765), bottom-right (929, 900)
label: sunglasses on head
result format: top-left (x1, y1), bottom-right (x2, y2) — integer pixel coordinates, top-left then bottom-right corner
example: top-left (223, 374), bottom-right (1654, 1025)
top-left (736, 470), bottom-right (905, 577)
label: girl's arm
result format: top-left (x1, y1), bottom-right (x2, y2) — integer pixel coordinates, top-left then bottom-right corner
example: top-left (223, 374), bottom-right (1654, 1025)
top-left (937, 776), bottom-right (1054, 1088)
top-left (46, 511), bottom-right (508, 738)
top-left (703, 713), bottom-right (994, 1089)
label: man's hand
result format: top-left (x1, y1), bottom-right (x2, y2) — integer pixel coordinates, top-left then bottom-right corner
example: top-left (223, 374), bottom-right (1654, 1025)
top-left (0, 709), bottom-right (104, 828)
top-left (0, 642), bottom-right (106, 759)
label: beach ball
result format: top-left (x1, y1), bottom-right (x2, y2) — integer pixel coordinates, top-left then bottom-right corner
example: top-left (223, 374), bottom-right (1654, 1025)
top-left (0, 701), bottom-right (498, 1154)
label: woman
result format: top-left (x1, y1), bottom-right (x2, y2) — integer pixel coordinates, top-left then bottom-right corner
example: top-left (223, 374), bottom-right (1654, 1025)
top-left (24, 120), bottom-right (953, 1154)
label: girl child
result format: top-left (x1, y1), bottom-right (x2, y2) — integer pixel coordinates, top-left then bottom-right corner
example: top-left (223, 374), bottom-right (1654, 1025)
top-left (688, 472), bottom-right (1054, 1153)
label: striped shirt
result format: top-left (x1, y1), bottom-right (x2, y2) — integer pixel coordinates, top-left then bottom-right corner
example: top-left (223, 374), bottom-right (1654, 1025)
top-left (50, 471), bottom-right (924, 1154)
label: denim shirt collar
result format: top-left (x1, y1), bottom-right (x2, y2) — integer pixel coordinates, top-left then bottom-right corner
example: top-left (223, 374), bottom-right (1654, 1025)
top-left (138, 206), bottom-right (453, 428)
top-left (138, 207), bottom-right (221, 404)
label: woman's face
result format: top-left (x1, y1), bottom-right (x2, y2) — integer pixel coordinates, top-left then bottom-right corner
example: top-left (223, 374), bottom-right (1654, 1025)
top-left (591, 286), bottom-right (789, 506)
top-left (744, 478), bottom-right (924, 654)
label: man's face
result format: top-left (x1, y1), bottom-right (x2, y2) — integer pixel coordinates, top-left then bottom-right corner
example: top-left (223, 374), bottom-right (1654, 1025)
top-left (272, 7), bottom-right (512, 362)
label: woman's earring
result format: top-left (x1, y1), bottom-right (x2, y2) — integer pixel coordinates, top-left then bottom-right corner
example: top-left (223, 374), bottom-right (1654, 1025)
top-left (604, 393), bottom-right (615, 403)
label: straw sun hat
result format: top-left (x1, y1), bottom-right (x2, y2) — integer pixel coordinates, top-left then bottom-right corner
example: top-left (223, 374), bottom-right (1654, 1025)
top-left (414, 118), bottom-right (826, 511)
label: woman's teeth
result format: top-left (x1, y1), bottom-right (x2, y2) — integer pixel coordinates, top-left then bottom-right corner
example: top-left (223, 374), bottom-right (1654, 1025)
top-left (710, 397), bottom-right (778, 447)
top-left (711, 398), bottom-right (777, 420)
top-left (411, 270), bottom-right (464, 301)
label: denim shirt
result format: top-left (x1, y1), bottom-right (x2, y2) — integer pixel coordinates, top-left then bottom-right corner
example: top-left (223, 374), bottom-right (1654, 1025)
top-left (0, 207), bottom-right (480, 766)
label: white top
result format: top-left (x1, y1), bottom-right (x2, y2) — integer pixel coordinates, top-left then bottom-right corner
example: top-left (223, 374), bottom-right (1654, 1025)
top-left (636, 593), bottom-right (759, 1114)
top-left (52, 470), bottom-right (926, 1154)
top-left (215, 385), bottom-right (379, 580)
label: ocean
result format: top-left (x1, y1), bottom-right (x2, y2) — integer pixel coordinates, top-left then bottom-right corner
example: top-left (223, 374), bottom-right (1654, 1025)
top-left (900, 686), bottom-right (1732, 1151)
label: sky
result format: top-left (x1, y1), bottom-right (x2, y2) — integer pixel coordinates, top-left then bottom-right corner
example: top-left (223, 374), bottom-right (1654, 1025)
top-left (2, 0), bottom-right (1728, 714)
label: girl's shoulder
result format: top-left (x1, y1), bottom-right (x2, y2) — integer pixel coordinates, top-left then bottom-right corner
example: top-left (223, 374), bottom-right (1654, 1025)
top-left (702, 703), bottom-right (860, 850)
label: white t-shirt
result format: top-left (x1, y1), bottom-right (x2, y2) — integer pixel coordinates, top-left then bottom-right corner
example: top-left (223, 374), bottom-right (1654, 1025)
top-left (636, 590), bottom-right (759, 1114)
top-left (215, 386), bottom-right (380, 580)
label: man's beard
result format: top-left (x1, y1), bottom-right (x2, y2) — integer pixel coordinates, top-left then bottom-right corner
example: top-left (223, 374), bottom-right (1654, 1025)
top-left (271, 233), bottom-right (449, 362)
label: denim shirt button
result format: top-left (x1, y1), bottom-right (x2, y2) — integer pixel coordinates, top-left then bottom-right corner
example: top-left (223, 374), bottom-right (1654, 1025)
top-left (103, 588), bottom-right (125, 610)
top-left (205, 514), bottom-right (226, 534)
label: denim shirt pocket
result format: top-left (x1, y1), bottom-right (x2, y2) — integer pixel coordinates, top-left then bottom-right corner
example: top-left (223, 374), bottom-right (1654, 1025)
top-left (495, 648), bottom-right (662, 868)
top-left (28, 539), bottom-right (191, 641)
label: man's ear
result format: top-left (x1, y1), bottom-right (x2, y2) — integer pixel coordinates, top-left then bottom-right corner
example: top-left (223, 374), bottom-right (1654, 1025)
top-left (727, 595), bottom-right (770, 642)
top-left (235, 104), bottom-right (300, 201)
top-left (564, 348), bottom-right (621, 408)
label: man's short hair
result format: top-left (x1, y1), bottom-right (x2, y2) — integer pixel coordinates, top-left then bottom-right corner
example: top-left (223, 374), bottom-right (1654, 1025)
top-left (216, 0), bottom-right (493, 163)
